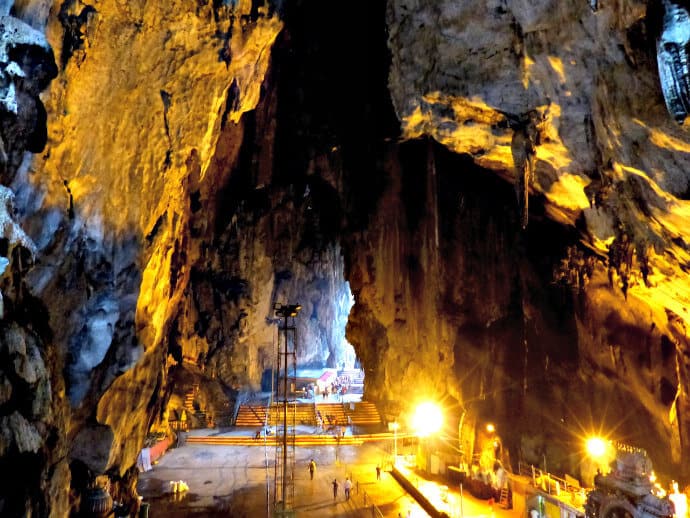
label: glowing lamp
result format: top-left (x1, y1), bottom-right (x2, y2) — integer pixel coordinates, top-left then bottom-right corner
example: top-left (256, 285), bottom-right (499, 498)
top-left (586, 437), bottom-right (607, 458)
top-left (412, 402), bottom-right (443, 437)
top-left (486, 423), bottom-right (496, 433)
top-left (670, 486), bottom-right (687, 518)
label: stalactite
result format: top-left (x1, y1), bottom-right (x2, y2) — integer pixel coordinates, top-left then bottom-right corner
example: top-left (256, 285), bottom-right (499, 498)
top-left (427, 140), bottom-right (439, 253)
top-left (510, 111), bottom-right (543, 229)
top-left (607, 231), bottom-right (634, 298)
top-left (554, 245), bottom-right (596, 291)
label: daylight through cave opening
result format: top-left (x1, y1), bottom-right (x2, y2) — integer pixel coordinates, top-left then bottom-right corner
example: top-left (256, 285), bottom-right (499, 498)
top-left (287, 275), bottom-right (360, 400)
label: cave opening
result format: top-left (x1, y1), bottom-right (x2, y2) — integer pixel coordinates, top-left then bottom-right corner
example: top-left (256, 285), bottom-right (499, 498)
top-left (259, 0), bottom-right (399, 405)
top-left (288, 276), bottom-right (362, 401)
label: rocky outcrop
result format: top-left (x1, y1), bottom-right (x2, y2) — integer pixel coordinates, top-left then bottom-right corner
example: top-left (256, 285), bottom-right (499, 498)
top-left (3, 0), bottom-right (356, 512)
top-left (0, 4), bottom-right (64, 516)
top-left (4, 0), bottom-right (690, 512)
top-left (378, 0), bottom-right (690, 478)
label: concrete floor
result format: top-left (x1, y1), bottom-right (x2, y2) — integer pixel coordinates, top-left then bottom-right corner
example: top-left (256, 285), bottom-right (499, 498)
top-left (137, 441), bottom-right (429, 517)
top-left (137, 425), bottom-right (520, 518)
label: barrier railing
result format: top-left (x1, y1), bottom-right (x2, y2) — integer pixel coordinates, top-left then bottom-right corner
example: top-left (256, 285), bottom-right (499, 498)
top-left (517, 462), bottom-right (572, 494)
top-left (352, 479), bottom-right (385, 518)
top-left (517, 462), bottom-right (587, 509)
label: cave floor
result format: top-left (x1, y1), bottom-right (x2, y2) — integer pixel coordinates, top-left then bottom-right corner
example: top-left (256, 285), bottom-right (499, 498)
top-left (137, 438), bottom-right (425, 517)
top-left (137, 430), bottom-right (516, 517)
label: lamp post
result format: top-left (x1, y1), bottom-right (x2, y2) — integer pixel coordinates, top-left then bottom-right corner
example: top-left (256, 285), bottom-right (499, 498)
top-left (412, 402), bottom-right (443, 473)
top-left (391, 421), bottom-right (399, 466)
top-left (459, 477), bottom-right (464, 518)
top-left (458, 408), bottom-right (467, 456)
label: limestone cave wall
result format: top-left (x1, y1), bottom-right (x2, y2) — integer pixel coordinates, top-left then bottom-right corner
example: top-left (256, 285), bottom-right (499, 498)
top-left (2, 0), bottom-right (690, 514)
top-left (379, 0), bottom-right (690, 479)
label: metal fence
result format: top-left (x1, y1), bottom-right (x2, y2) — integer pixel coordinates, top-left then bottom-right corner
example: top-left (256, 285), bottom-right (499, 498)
top-left (517, 462), bottom-right (572, 495)
top-left (352, 480), bottom-right (384, 518)
top-left (517, 461), bottom-right (587, 509)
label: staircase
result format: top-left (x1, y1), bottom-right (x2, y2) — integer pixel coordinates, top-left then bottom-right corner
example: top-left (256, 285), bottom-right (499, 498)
top-left (183, 384), bottom-right (197, 414)
top-left (186, 434), bottom-right (365, 446)
top-left (345, 401), bottom-right (381, 425)
top-left (268, 403), bottom-right (316, 426)
top-left (183, 383), bottom-right (212, 428)
top-left (233, 401), bottom-right (380, 427)
top-left (316, 403), bottom-right (348, 427)
top-left (499, 486), bottom-right (510, 508)
top-left (235, 404), bottom-right (268, 427)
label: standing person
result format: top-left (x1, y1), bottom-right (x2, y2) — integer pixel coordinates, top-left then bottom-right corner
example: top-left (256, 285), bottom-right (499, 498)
top-left (344, 477), bottom-right (352, 500)
top-left (308, 459), bottom-right (316, 480)
top-left (376, 465), bottom-right (381, 480)
top-left (332, 478), bottom-right (339, 500)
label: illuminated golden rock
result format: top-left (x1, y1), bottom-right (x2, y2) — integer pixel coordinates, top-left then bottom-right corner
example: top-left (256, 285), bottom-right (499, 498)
top-left (6, 1), bottom-right (690, 513)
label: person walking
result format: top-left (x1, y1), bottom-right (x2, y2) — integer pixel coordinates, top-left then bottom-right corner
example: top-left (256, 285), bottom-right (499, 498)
top-left (332, 478), bottom-right (339, 500)
top-left (308, 459), bottom-right (316, 480)
top-left (344, 477), bottom-right (352, 500)
top-left (376, 465), bottom-right (381, 480)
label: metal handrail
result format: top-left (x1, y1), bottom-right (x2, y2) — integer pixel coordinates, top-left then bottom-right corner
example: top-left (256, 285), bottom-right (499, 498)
top-left (517, 462), bottom-right (584, 497)
top-left (353, 480), bottom-right (385, 517)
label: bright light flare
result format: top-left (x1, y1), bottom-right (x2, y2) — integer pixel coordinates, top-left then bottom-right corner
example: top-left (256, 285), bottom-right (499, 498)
top-left (411, 402), bottom-right (443, 437)
top-left (486, 423), bottom-right (496, 433)
top-left (586, 437), bottom-right (607, 458)
top-left (670, 486), bottom-right (687, 518)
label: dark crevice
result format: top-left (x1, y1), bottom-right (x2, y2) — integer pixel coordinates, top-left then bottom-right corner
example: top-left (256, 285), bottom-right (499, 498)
top-left (57, 2), bottom-right (96, 68)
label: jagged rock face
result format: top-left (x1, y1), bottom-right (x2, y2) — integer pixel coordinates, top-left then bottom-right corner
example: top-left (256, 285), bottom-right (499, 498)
top-left (381, 0), bottom-right (690, 477)
top-left (344, 137), bottom-right (683, 478)
top-left (4, 0), bottom-right (690, 513)
top-left (3, 0), bottom-right (356, 512)
top-left (0, 4), bottom-right (63, 517)
top-left (35, 0), bottom-right (282, 459)
top-left (2, 0), bottom-right (285, 513)
top-left (0, 11), bottom-right (56, 176)
top-left (167, 64), bottom-right (356, 391)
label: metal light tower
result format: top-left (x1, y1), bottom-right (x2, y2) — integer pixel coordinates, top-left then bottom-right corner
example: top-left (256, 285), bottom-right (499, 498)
top-left (391, 421), bottom-right (399, 466)
top-left (273, 303), bottom-right (301, 517)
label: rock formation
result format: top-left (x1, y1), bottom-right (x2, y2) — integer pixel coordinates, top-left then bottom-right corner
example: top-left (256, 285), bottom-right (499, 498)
top-left (384, 0), bottom-right (690, 477)
top-left (1, 0), bottom-right (690, 514)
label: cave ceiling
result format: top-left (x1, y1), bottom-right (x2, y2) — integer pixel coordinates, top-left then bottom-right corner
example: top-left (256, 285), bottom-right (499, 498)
top-left (2, 0), bottom-right (690, 514)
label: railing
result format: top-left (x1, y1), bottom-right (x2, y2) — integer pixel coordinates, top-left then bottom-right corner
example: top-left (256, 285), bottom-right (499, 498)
top-left (168, 419), bottom-right (188, 432)
top-left (351, 479), bottom-right (384, 517)
top-left (517, 462), bottom-right (587, 510)
top-left (232, 391), bottom-right (251, 425)
top-left (517, 462), bottom-right (572, 495)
